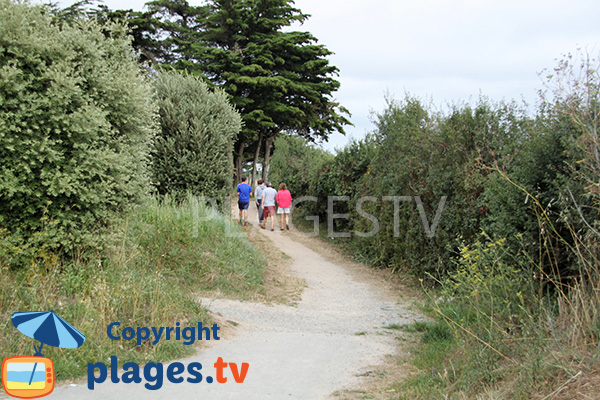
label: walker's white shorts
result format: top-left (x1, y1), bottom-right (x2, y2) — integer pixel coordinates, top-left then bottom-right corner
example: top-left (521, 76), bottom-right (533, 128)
top-left (277, 207), bottom-right (291, 214)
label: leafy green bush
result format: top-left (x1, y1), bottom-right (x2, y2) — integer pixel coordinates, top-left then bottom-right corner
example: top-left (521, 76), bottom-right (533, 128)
top-left (313, 138), bottom-right (377, 233)
top-left (344, 96), bottom-right (528, 277)
top-left (269, 135), bottom-right (333, 196)
top-left (269, 135), bottom-right (376, 238)
top-left (481, 112), bottom-right (582, 280)
top-left (0, 0), bottom-right (157, 262)
top-left (151, 70), bottom-right (241, 205)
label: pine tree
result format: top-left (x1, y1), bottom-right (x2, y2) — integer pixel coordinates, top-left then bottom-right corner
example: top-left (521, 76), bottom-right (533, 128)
top-left (198, 0), bottom-right (351, 181)
top-left (145, 0), bottom-right (208, 72)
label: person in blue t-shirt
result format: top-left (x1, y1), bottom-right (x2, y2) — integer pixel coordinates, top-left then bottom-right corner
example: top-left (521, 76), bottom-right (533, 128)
top-left (237, 176), bottom-right (253, 227)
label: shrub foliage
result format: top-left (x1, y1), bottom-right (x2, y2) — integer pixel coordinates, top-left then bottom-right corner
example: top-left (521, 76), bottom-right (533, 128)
top-left (151, 70), bottom-right (241, 204)
top-left (0, 0), bottom-right (157, 259)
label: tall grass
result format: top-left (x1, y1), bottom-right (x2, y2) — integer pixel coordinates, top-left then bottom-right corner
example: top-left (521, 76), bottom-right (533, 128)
top-left (397, 220), bottom-right (599, 399)
top-left (0, 195), bottom-right (265, 381)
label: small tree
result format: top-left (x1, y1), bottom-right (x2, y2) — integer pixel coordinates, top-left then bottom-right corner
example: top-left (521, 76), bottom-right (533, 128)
top-left (199, 0), bottom-right (351, 182)
top-left (151, 70), bottom-right (242, 204)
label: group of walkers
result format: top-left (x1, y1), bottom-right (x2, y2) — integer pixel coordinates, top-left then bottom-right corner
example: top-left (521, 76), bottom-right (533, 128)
top-left (236, 176), bottom-right (292, 231)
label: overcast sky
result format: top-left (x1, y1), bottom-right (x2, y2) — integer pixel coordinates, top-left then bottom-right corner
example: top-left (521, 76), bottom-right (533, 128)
top-left (56, 0), bottom-right (600, 151)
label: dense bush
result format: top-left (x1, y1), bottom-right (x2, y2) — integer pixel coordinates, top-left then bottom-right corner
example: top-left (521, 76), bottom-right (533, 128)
top-left (274, 86), bottom-right (596, 284)
top-left (0, 0), bottom-right (157, 262)
top-left (151, 70), bottom-right (241, 205)
top-left (268, 135), bottom-right (333, 197)
top-left (482, 111), bottom-right (581, 278)
top-left (274, 96), bottom-right (530, 277)
top-left (362, 97), bottom-right (529, 277)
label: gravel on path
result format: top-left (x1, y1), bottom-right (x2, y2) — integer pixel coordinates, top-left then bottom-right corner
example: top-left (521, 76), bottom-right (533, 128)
top-left (52, 206), bottom-right (421, 399)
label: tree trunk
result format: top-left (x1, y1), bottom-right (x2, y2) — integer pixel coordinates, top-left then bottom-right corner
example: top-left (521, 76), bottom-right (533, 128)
top-left (251, 132), bottom-right (263, 188)
top-left (235, 141), bottom-right (245, 186)
top-left (262, 136), bottom-right (274, 182)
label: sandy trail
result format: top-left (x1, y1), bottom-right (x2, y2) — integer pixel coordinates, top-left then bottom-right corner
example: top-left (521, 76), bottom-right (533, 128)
top-left (52, 204), bottom-right (421, 399)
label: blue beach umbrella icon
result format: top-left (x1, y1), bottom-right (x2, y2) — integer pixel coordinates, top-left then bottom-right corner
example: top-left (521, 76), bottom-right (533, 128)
top-left (11, 311), bottom-right (85, 386)
top-left (11, 311), bottom-right (86, 356)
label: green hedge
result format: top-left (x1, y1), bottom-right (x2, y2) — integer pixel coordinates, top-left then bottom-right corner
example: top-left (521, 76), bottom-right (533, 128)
top-left (272, 93), bottom-right (592, 281)
top-left (0, 0), bottom-right (157, 262)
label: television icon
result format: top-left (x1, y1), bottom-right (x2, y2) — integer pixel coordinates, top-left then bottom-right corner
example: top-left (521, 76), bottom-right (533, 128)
top-left (1, 356), bottom-right (54, 399)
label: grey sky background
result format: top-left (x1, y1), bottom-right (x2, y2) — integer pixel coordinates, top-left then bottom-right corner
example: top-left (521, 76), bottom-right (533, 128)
top-left (56, 0), bottom-right (600, 152)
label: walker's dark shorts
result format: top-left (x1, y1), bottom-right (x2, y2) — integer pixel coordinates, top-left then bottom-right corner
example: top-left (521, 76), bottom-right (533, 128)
top-left (238, 200), bottom-right (249, 210)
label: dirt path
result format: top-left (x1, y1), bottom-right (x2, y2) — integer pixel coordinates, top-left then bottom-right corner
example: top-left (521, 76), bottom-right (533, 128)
top-left (52, 205), bottom-right (422, 399)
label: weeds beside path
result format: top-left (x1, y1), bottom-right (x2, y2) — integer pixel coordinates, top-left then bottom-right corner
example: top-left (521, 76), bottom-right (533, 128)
top-left (0, 196), bottom-right (265, 387)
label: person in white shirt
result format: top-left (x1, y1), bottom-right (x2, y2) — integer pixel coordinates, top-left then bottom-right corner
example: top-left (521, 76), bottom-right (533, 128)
top-left (254, 179), bottom-right (267, 225)
top-left (261, 182), bottom-right (278, 231)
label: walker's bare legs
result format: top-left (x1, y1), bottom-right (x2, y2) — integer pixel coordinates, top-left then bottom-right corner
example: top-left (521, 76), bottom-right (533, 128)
top-left (239, 209), bottom-right (248, 226)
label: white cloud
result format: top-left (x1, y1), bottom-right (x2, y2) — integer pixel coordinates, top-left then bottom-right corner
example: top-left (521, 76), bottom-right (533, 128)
top-left (287, 0), bottom-right (600, 149)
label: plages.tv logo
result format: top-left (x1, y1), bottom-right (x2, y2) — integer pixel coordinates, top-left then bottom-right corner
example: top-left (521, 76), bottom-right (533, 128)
top-left (1, 311), bottom-right (86, 399)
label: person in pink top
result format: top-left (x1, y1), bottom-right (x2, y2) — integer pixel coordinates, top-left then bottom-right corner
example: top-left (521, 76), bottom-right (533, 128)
top-left (275, 183), bottom-right (293, 230)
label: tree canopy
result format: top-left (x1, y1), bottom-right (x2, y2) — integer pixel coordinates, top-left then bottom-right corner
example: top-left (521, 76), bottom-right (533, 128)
top-left (83, 0), bottom-right (351, 182)
top-left (198, 0), bottom-right (351, 181)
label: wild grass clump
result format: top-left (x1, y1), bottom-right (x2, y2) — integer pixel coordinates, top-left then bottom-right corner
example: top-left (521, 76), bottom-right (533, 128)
top-left (133, 195), bottom-right (264, 293)
top-left (0, 195), bottom-right (265, 381)
top-left (397, 230), bottom-right (600, 399)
